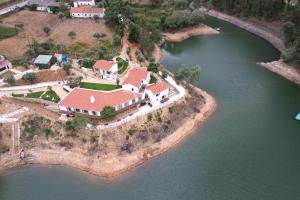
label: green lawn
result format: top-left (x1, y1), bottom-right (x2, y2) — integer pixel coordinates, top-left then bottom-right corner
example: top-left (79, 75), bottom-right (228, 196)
top-left (118, 64), bottom-right (128, 74)
top-left (80, 82), bottom-right (121, 91)
top-left (150, 74), bottom-right (157, 84)
top-left (0, 26), bottom-right (17, 39)
top-left (41, 90), bottom-right (61, 103)
top-left (13, 91), bottom-right (44, 98)
top-left (12, 90), bottom-right (60, 103)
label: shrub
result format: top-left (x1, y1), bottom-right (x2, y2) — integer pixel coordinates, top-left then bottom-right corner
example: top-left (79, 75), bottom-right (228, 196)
top-left (22, 72), bottom-right (37, 84)
top-left (147, 113), bottom-right (152, 121)
top-left (3, 74), bottom-right (15, 85)
top-left (101, 106), bottom-right (117, 120)
top-left (147, 62), bottom-right (160, 73)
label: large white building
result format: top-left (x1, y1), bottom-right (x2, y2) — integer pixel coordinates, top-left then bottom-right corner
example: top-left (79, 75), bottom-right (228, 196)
top-left (73, 0), bottom-right (95, 7)
top-left (70, 6), bottom-right (105, 18)
top-left (145, 82), bottom-right (170, 106)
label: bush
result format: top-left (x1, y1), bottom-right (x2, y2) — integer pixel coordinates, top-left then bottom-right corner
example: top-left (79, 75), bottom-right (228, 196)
top-left (283, 21), bottom-right (297, 44)
top-left (3, 74), bottom-right (15, 85)
top-left (147, 62), bottom-right (160, 73)
top-left (101, 106), bottom-right (117, 120)
top-left (0, 26), bottom-right (17, 39)
top-left (79, 58), bottom-right (95, 68)
top-left (0, 144), bottom-right (9, 154)
top-left (22, 72), bottom-right (37, 84)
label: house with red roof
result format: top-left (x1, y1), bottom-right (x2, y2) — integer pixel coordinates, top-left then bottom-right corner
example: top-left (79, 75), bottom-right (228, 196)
top-left (145, 82), bottom-right (170, 105)
top-left (58, 88), bottom-right (145, 117)
top-left (73, 0), bottom-right (95, 7)
top-left (122, 67), bottom-right (150, 93)
top-left (93, 60), bottom-right (118, 81)
top-left (70, 6), bottom-right (105, 18)
top-left (0, 59), bottom-right (12, 74)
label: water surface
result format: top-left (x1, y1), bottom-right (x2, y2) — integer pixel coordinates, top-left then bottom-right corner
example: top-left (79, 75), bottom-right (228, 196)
top-left (1, 17), bottom-right (300, 200)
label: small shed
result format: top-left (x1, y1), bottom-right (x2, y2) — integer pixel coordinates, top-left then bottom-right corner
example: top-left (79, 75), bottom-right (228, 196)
top-left (34, 55), bottom-right (55, 69)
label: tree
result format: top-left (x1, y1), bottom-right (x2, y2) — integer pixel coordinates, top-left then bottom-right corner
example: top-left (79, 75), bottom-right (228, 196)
top-left (283, 21), bottom-right (297, 44)
top-left (147, 62), bottom-right (160, 73)
top-left (104, 0), bottom-right (131, 26)
top-left (43, 26), bottom-right (50, 36)
top-left (128, 22), bottom-right (140, 43)
top-left (116, 77), bottom-right (120, 86)
top-left (22, 72), bottom-right (37, 84)
top-left (68, 31), bottom-right (76, 39)
top-left (65, 116), bottom-right (89, 132)
top-left (175, 65), bottom-right (201, 85)
top-left (3, 74), bottom-right (15, 85)
top-left (93, 32), bottom-right (101, 40)
top-left (58, 12), bottom-right (65, 21)
top-left (79, 58), bottom-right (95, 68)
top-left (101, 106), bottom-right (117, 120)
top-left (93, 15), bottom-right (100, 22)
top-left (62, 62), bottom-right (71, 75)
top-left (113, 34), bottom-right (121, 46)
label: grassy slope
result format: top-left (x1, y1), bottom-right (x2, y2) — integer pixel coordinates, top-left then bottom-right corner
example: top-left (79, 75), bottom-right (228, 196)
top-left (80, 82), bottom-right (121, 91)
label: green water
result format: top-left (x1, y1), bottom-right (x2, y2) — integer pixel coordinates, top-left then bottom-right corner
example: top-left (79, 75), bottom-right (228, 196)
top-left (1, 17), bottom-right (300, 199)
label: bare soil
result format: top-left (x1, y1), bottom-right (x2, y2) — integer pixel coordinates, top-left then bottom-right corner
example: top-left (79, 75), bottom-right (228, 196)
top-left (0, 10), bottom-right (114, 59)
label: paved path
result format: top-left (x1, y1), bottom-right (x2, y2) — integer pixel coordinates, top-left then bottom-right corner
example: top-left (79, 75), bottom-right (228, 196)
top-left (0, 107), bottom-right (29, 123)
top-left (0, 81), bottom-right (65, 92)
top-left (0, 0), bottom-right (28, 16)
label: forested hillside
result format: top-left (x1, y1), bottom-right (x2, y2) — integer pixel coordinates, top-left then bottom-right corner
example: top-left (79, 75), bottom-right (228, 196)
top-left (199, 0), bottom-right (300, 64)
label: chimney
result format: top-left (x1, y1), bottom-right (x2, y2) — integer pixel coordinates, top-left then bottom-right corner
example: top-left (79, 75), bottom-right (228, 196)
top-left (90, 96), bottom-right (95, 104)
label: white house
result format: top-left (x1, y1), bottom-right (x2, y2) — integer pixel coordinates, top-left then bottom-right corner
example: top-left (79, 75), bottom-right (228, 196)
top-left (145, 82), bottom-right (170, 106)
top-left (70, 6), bottom-right (105, 18)
top-left (122, 67), bottom-right (150, 93)
top-left (28, 0), bottom-right (60, 13)
top-left (93, 60), bottom-right (118, 81)
top-left (0, 59), bottom-right (12, 74)
top-left (58, 88), bottom-right (145, 117)
top-left (73, 0), bottom-right (95, 7)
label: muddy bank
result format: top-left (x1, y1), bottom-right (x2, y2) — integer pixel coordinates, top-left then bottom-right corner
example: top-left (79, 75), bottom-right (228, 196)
top-left (0, 87), bottom-right (217, 177)
top-left (163, 24), bottom-right (219, 43)
top-left (206, 9), bottom-right (286, 52)
top-left (258, 60), bottom-right (300, 86)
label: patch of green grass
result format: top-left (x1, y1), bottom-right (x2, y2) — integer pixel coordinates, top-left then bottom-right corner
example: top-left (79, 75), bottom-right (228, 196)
top-left (80, 82), bottom-right (121, 91)
top-left (13, 91), bottom-right (44, 98)
top-left (0, 26), bottom-right (17, 39)
top-left (150, 74), bottom-right (157, 84)
top-left (41, 90), bottom-right (61, 103)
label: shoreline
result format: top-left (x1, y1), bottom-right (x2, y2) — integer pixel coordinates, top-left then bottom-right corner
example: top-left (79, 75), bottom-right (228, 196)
top-left (162, 24), bottom-right (220, 43)
top-left (0, 87), bottom-right (217, 177)
top-left (206, 8), bottom-right (300, 87)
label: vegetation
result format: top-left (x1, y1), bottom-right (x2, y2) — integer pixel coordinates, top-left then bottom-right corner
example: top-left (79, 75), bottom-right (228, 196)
top-left (22, 72), bottom-right (37, 84)
top-left (13, 91), bottom-right (44, 98)
top-left (147, 62), bottom-right (160, 73)
top-left (101, 106), bottom-right (117, 120)
top-left (0, 144), bottom-right (9, 154)
top-left (3, 74), bottom-right (15, 85)
top-left (150, 74), bottom-right (157, 84)
top-left (21, 115), bottom-right (52, 140)
top-left (41, 90), bottom-right (61, 103)
top-left (79, 58), bottom-right (95, 69)
top-left (0, 25), bottom-right (17, 39)
top-left (175, 65), bottom-right (201, 85)
top-left (80, 82), bottom-right (121, 91)
top-left (43, 26), bottom-right (50, 36)
top-left (68, 76), bottom-right (83, 88)
top-left (68, 31), bottom-right (76, 39)
top-left (62, 61), bottom-right (72, 75)
top-left (65, 116), bottom-right (89, 132)
top-left (163, 10), bottom-right (204, 30)
top-left (116, 57), bottom-right (129, 74)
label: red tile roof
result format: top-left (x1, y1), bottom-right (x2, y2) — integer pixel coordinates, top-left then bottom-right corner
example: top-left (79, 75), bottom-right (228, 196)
top-left (58, 88), bottom-right (141, 112)
top-left (122, 67), bottom-right (149, 88)
top-left (93, 60), bottom-right (114, 71)
top-left (70, 6), bottom-right (104, 14)
top-left (0, 60), bottom-right (11, 69)
top-left (146, 82), bottom-right (169, 95)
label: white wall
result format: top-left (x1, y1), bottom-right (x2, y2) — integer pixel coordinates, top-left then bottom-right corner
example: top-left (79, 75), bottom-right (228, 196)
top-left (122, 84), bottom-right (139, 93)
top-left (73, 0), bottom-right (95, 7)
top-left (71, 12), bottom-right (104, 18)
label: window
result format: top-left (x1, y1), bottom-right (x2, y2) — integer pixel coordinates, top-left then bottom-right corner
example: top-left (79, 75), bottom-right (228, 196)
top-left (92, 111), bottom-right (97, 115)
top-left (83, 110), bottom-right (88, 113)
top-left (156, 93), bottom-right (159, 97)
top-left (67, 107), bottom-right (72, 111)
top-left (132, 99), bottom-right (136, 104)
top-left (124, 101), bottom-right (129, 107)
top-left (75, 108), bottom-right (80, 112)
top-left (138, 96), bottom-right (142, 101)
top-left (117, 104), bottom-right (122, 110)
top-left (131, 88), bottom-right (134, 92)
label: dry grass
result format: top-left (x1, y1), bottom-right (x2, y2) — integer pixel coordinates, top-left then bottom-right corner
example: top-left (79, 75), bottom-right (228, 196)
top-left (0, 10), bottom-right (114, 59)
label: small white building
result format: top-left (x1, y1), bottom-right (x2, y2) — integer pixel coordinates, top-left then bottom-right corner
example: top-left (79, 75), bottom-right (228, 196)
top-left (93, 60), bottom-right (118, 81)
top-left (70, 6), bottom-right (105, 18)
top-left (73, 0), bottom-right (95, 7)
top-left (28, 0), bottom-right (60, 13)
top-left (122, 67), bottom-right (150, 93)
top-left (145, 82), bottom-right (170, 106)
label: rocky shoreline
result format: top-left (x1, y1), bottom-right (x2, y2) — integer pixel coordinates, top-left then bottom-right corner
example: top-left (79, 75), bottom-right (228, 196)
top-left (162, 24), bottom-right (219, 43)
top-left (205, 8), bottom-right (300, 87)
